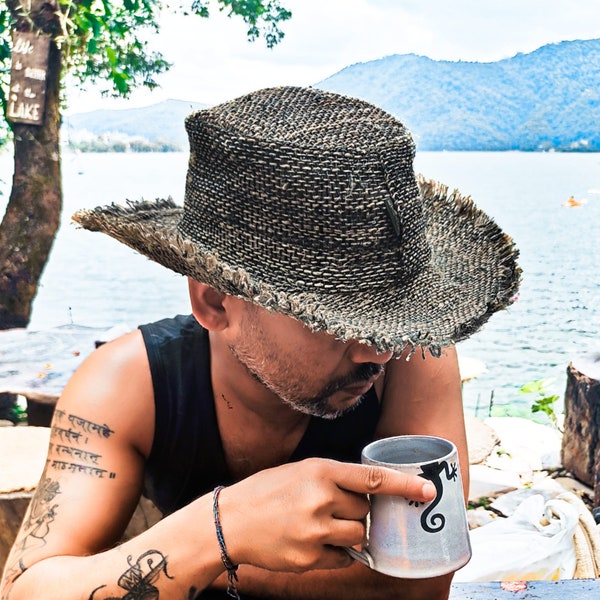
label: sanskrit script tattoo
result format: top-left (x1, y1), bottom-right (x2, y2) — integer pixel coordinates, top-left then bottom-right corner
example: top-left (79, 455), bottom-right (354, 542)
top-left (1, 478), bottom-right (61, 586)
top-left (88, 550), bottom-right (173, 599)
top-left (46, 409), bottom-right (116, 479)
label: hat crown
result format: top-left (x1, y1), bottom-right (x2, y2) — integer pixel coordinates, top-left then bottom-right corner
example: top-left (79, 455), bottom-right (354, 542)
top-left (72, 85), bottom-right (520, 353)
top-left (179, 86), bottom-right (430, 293)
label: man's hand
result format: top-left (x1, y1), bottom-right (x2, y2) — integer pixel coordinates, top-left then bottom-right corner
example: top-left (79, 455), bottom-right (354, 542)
top-left (215, 457), bottom-right (436, 573)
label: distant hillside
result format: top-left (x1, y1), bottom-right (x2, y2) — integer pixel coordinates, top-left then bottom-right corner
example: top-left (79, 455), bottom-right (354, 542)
top-left (63, 99), bottom-right (207, 152)
top-left (316, 39), bottom-right (600, 151)
top-left (64, 39), bottom-right (600, 152)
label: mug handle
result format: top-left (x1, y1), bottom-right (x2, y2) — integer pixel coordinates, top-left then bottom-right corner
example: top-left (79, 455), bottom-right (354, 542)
top-left (344, 546), bottom-right (375, 569)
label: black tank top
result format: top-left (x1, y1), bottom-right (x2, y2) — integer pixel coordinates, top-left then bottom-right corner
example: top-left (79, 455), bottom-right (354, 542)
top-left (140, 315), bottom-right (381, 516)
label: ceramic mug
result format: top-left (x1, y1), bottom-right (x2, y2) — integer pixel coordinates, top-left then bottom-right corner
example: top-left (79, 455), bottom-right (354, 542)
top-left (345, 435), bottom-right (472, 578)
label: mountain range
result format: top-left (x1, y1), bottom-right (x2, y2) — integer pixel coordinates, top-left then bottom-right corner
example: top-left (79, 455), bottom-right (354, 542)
top-left (64, 38), bottom-right (600, 152)
top-left (63, 99), bottom-right (207, 152)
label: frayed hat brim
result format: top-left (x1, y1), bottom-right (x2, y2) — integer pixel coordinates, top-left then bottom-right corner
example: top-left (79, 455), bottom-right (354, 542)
top-left (72, 176), bottom-right (520, 356)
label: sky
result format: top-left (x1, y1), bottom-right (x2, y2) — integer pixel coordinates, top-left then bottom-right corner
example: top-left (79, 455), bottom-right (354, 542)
top-left (65, 0), bottom-right (600, 114)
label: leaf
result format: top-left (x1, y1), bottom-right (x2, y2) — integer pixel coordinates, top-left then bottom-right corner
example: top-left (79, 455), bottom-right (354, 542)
top-left (112, 70), bottom-right (131, 94)
top-left (520, 380), bottom-right (544, 394)
top-left (519, 377), bottom-right (555, 395)
top-left (106, 46), bottom-right (117, 66)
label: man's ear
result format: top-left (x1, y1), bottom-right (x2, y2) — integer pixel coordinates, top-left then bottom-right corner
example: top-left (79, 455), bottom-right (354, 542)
top-left (188, 279), bottom-right (228, 331)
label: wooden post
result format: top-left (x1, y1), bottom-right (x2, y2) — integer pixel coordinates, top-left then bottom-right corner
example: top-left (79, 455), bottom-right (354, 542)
top-left (561, 353), bottom-right (600, 507)
top-left (0, 492), bottom-right (32, 568)
top-left (24, 392), bottom-right (58, 427)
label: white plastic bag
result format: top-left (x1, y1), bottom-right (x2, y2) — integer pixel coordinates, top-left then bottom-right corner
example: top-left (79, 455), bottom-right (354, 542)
top-left (454, 494), bottom-right (578, 582)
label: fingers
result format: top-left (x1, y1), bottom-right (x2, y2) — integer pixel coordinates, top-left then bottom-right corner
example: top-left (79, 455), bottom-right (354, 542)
top-left (317, 545), bottom-right (355, 570)
top-left (331, 490), bottom-right (370, 521)
top-left (326, 515), bottom-right (367, 548)
top-left (324, 460), bottom-right (437, 503)
top-left (217, 458), bottom-right (436, 574)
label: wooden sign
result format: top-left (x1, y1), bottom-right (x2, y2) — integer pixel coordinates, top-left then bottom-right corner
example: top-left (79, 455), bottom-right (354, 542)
top-left (7, 31), bottom-right (51, 126)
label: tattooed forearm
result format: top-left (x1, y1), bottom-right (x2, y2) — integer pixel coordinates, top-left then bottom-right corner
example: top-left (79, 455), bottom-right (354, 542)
top-left (17, 478), bottom-right (60, 550)
top-left (88, 550), bottom-right (173, 599)
top-left (1, 478), bottom-right (61, 587)
top-left (2, 411), bottom-right (121, 596)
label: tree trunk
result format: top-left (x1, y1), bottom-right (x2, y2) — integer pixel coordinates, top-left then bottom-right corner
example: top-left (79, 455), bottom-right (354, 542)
top-left (561, 355), bottom-right (600, 507)
top-left (0, 2), bottom-right (62, 329)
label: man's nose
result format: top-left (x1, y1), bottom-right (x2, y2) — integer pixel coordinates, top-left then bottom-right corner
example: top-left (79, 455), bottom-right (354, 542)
top-left (346, 341), bottom-right (393, 365)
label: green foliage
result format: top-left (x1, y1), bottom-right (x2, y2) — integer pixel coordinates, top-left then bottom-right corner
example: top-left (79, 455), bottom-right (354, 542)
top-left (0, 9), bottom-right (14, 147)
top-left (58, 0), bottom-right (170, 98)
top-left (520, 378), bottom-right (563, 432)
top-left (468, 496), bottom-right (492, 510)
top-left (0, 0), bottom-right (291, 140)
top-left (488, 402), bottom-right (534, 420)
top-left (0, 394), bottom-right (27, 424)
top-left (482, 377), bottom-right (564, 428)
top-left (190, 0), bottom-right (292, 48)
top-left (10, 397), bottom-right (28, 424)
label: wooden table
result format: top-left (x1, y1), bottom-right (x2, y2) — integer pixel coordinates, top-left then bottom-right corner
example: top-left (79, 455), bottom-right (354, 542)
top-left (451, 579), bottom-right (600, 598)
top-left (0, 324), bottom-right (128, 425)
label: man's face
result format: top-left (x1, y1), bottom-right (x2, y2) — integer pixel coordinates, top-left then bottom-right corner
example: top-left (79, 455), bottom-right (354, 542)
top-left (228, 303), bottom-right (392, 419)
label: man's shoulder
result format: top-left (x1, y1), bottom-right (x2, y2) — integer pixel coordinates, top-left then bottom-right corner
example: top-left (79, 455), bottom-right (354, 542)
top-left (140, 313), bottom-right (200, 334)
top-left (139, 314), bottom-right (207, 348)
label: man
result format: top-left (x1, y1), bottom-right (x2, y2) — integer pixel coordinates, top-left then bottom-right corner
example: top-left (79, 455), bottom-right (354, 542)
top-left (0, 86), bottom-right (520, 599)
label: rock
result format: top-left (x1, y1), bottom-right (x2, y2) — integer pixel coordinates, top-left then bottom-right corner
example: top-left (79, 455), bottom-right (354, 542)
top-left (485, 416), bottom-right (562, 470)
top-left (490, 478), bottom-right (566, 516)
top-left (465, 416), bottom-right (499, 464)
top-left (467, 417), bottom-right (563, 502)
top-left (467, 506), bottom-right (499, 529)
top-left (468, 463), bottom-right (521, 501)
top-left (458, 356), bottom-right (487, 383)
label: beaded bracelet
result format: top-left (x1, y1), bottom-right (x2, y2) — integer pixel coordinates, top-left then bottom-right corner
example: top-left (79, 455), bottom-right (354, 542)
top-left (212, 485), bottom-right (241, 600)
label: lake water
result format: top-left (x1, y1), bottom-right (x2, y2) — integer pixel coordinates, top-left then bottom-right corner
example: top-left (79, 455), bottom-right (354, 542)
top-left (0, 150), bottom-right (598, 417)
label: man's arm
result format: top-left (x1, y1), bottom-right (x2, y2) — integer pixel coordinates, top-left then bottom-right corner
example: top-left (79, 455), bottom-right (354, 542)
top-left (0, 331), bottom-right (227, 599)
top-left (1, 331), bottom-right (436, 600)
top-left (376, 345), bottom-right (469, 497)
top-left (219, 345), bottom-right (466, 600)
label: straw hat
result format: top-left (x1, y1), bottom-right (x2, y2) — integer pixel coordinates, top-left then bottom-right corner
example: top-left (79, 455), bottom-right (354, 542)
top-left (72, 86), bottom-right (520, 356)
